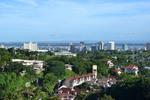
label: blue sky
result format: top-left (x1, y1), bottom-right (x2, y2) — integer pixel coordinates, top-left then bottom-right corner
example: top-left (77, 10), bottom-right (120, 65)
top-left (0, 0), bottom-right (150, 42)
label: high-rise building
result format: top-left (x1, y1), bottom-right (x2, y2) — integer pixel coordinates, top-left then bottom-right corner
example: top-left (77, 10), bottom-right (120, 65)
top-left (69, 42), bottom-right (76, 53)
top-left (123, 44), bottom-right (128, 51)
top-left (91, 45), bottom-right (97, 52)
top-left (108, 41), bottom-right (115, 50)
top-left (23, 42), bottom-right (38, 51)
top-left (80, 42), bottom-right (86, 52)
top-left (0, 44), bottom-right (5, 49)
top-left (146, 43), bottom-right (150, 51)
top-left (98, 41), bottom-right (104, 50)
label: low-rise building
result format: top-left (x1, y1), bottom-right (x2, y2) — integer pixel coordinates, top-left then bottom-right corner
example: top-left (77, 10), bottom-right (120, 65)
top-left (107, 60), bottom-right (114, 68)
top-left (62, 73), bottom-right (97, 88)
top-left (12, 59), bottom-right (44, 72)
top-left (65, 64), bottom-right (73, 71)
top-left (57, 65), bottom-right (97, 100)
top-left (123, 65), bottom-right (139, 75)
top-left (54, 51), bottom-right (77, 57)
top-left (37, 49), bottom-right (48, 52)
top-left (144, 66), bottom-right (150, 70)
top-left (57, 87), bottom-right (77, 100)
top-left (112, 68), bottom-right (122, 75)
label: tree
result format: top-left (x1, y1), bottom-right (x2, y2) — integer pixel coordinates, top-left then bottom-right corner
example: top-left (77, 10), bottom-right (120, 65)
top-left (65, 70), bottom-right (76, 78)
top-left (140, 69), bottom-right (150, 77)
top-left (4, 62), bottom-right (27, 75)
top-left (100, 94), bottom-right (115, 100)
top-left (49, 96), bottom-right (59, 100)
top-left (0, 48), bottom-right (11, 67)
top-left (107, 77), bottom-right (150, 100)
top-left (45, 61), bottom-right (65, 77)
top-left (32, 88), bottom-right (47, 100)
top-left (0, 72), bottom-right (26, 99)
top-left (95, 61), bottom-right (109, 76)
top-left (43, 73), bottom-right (57, 93)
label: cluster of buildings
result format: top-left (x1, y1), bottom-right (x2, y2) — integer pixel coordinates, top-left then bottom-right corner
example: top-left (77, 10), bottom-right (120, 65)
top-left (57, 65), bottom-right (98, 100)
top-left (106, 60), bottom-right (139, 76)
top-left (111, 64), bottom-right (139, 76)
top-left (69, 42), bottom-right (86, 53)
top-left (0, 41), bottom-right (150, 54)
top-left (69, 41), bottom-right (116, 53)
top-left (69, 41), bottom-right (150, 52)
top-left (21, 41), bottom-right (150, 52)
top-left (69, 41), bottom-right (129, 53)
top-left (123, 65), bottom-right (139, 76)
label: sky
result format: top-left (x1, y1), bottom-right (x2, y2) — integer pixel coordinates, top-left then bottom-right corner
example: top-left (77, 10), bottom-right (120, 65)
top-left (0, 0), bottom-right (150, 42)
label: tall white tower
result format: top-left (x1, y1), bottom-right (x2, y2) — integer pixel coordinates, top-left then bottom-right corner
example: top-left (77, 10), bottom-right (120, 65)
top-left (108, 41), bottom-right (115, 50)
top-left (92, 65), bottom-right (97, 78)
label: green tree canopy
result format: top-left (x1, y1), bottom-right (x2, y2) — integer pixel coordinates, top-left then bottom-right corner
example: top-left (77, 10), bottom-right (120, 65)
top-left (45, 61), bottom-right (65, 77)
top-left (107, 77), bottom-right (150, 100)
top-left (0, 72), bottom-right (26, 99)
top-left (43, 73), bottom-right (57, 93)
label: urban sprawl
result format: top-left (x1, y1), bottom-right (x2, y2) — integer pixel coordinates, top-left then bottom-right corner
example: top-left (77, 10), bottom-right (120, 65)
top-left (0, 41), bottom-right (150, 100)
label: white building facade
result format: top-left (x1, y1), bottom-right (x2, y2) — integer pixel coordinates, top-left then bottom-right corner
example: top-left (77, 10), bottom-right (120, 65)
top-left (108, 41), bottom-right (115, 50)
top-left (23, 42), bottom-right (38, 51)
top-left (54, 51), bottom-right (77, 57)
top-left (12, 59), bottom-right (44, 72)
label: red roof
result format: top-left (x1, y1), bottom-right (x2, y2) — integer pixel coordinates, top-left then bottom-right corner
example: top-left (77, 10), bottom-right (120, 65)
top-left (123, 65), bottom-right (139, 70)
top-left (67, 73), bottom-right (95, 82)
top-left (58, 87), bottom-right (77, 96)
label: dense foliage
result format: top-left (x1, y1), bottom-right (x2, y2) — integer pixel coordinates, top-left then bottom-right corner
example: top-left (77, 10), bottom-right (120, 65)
top-left (0, 48), bottom-right (150, 99)
top-left (107, 77), bottom-right (150, 100)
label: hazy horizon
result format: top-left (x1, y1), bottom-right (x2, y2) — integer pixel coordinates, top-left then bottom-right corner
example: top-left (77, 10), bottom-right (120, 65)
top-left (0, 40), bottom-right (148, 44)
top-left (0, 0), bottom-right (150, 42)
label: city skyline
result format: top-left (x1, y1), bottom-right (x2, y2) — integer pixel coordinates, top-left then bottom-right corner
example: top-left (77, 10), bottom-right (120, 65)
top-left (0, 0), bottom-right (150, 42)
